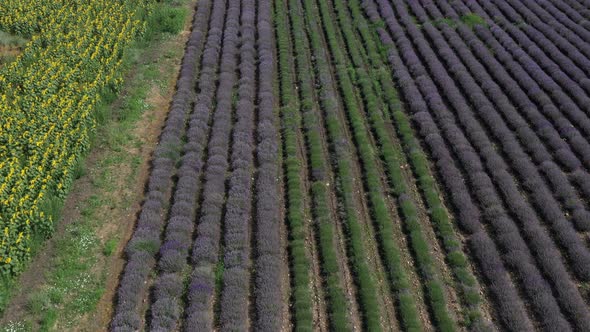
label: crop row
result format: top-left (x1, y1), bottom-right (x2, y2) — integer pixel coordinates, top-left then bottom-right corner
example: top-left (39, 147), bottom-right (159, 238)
top-left (417, 1), bottom-right (590, 233)
top-left (403, 0), bottom-right (590, 292)
top-left (186, 0), bottom-right (239, 328)
top-left (218, 0), bottom-right (257, 328)
top-left (346, 0), bottom-right (488, 327)
top-left (253, 0), bottom-right (285, 329)
top-left (404, 1), bottom-right (590, 328)
top-left (494, 0), bottom-right (590, 77)
top-left (548, 0), bottom-right (590, 29)
top-left (111, 1), bottom-right (214, 330)
top-left (321, 0), bottom-right (464, 329)
top-left (467, 1), bottom-right (590, 132)
top-left (286, 0), bottom-right (351, 329)
top-left (115, 1), bottom-right (288, 330)
top-left (367, 0), bottom-right (590, 329)
top-left (148, 0), bottom-right (219, 329)
top-left (274, 0), bottom-right (316, 329)
top-left (433, 0), bottom-right (590, 180)
top-left (402, 0), bottom-right (590, 328)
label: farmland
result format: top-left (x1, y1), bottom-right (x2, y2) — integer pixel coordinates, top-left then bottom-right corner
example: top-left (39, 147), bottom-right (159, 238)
top-left (3, 0), bottom-right (590, 331)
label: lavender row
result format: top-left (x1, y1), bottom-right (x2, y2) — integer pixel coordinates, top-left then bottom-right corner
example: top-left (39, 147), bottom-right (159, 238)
top-left (437, 23), bottom-right (590, 232)
top-left (548, 0), bottom-right (590, 28)
top-left (483, 0), bottom-right (590, 83)
top-left (536, 0), bottom-right (590, 44)
top-left (386, 0), bottom-right (572, 328)
top-left (147, 0), bottom-right (227, 328)
top-left (496, 0), bottom-right (590, 70)
top-left (254, 0), bottom-right (284, 329)
top-left (375, 0), bottom-right (582, 329)
top-left (467, 1), bottom-right (590, 110)
top-left (110, 1), bottom-right (213, 330)
top-left (435, 1), bottom-right (590, 172)
top-left (361, 0), bottom-right (533, 330)
top-left (450, 2), bottom-right (590, 156)
top-left (417, 1), bottom-right (590, 231)
top-left (218, 0), bottom-right (257, 329)
top-left (254, 0), bottom-right (284, 331)
top-left (186, 0), bottom-right (240, 329)
top-left (438, 0), bottom-right (590, 214)
top-left (446, 2), bottom-right (590, 191)
top-left (396, 1), bottom-right (590, 328)
top-left (409, 1), bottom-right (590, 328)
top-left (514, 0), bottom-right (590, 51)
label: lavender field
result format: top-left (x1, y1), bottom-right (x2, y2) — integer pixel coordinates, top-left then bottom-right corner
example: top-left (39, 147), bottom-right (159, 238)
top-left (112, 0), bottom-right (590, 330)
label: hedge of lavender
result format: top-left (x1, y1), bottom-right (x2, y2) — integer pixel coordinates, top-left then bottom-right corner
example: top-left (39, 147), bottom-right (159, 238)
top-left (467, 1), bottom-right (590, 111)
top-left (407, 0), bottom-right (590, 278)
top-left (405, 0), bottom-right (590, 328)
top-left (405, 1), bottom-right (590, 329)
top-left (386, 1), bottom-right (573, 328)
top-left (494, 0), bottom-right (590, 73)
top-left (146, 0), bottom-right (227, 328)
top-left (110, 1), bottom-right (212, 330)
top-left (364, 0), bottom-right (590, 329)
top-left (362, 1), bottom-right (532, 327)
top-left (534, 0), bottom-right (590, 43)
top-left (346, 0), bottom-right (489, 327)
top-left (253, 1), bottom-right (286, 330)
top-left (218, 0), bottom-right (257, 329)
top-left (512, 0), bottom-right (590, 59)
top-left (547, 0), bottom-right (590, 29)
top-left (185, 0), bottom-right (239, 329)
top-left (431, 17), bottom-right (590, 231)
top-left (421, 0), bottom-right (590, 227)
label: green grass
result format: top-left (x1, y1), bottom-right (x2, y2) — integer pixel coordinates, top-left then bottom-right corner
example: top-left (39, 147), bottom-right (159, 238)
top-left (460, 13), bottom-right (487, 28)
top-left (0, 30), bottom-right (27, 48)
top-left (0, 30), bottom-right (27, 66)
top-left (0, 1), bottom-right (191, 330)
top-left (412, 13), bottom-right (487, 30)
top-left (103, 238), bottom-right (118, 257)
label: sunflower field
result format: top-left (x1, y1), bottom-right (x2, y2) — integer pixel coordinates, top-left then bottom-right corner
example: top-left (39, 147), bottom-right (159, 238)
top-left (0, 0), bottom-right (152, 275)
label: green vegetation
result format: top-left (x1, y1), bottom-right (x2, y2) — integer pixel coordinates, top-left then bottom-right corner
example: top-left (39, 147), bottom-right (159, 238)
top-left (327, 1), bottom-right (458, 330)
top-left (288, 0), bottom-right (350, 329)
top-left (0, 1), bottom-right (191, 330)
top-left (413, 13), bottom-right (487, 30)
top-left (301, 0), bottom-right (389, 329)
top-left (144, 4), bottom-right (188, 40)
top-left (0, 30), bottom-right (27, 65)
top-left (274, 0), bottom-right (314, 329)
top-left (103, 238), bottom-right (117, 257)
top-left (460, 13), bottom-right (487, 28)
top-left (0, 30), bottom-right (27, 46)
top-left (347, 0), bottom-right (485, 327)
